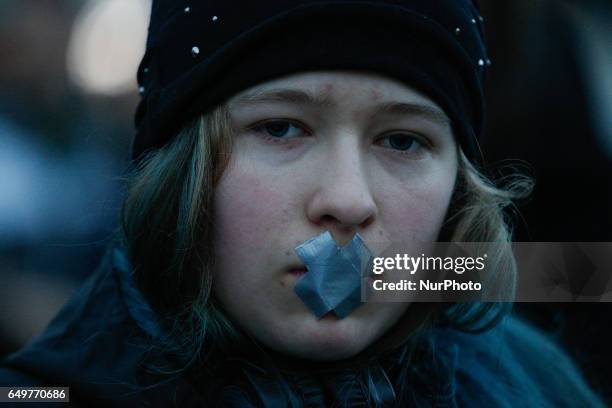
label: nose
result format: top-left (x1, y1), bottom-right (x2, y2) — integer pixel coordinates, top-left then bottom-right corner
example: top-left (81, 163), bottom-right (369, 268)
top-left (305, 142), bottom-right (377, 244)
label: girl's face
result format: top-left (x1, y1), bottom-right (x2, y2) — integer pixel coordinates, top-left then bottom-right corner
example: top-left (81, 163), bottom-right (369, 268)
top-left (213, 71), bottom-right (458, 360)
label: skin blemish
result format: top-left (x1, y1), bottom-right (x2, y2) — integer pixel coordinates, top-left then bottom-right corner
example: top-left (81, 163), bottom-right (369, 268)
top-left (322, 82), bottom-right (334, 97)
top-left (370, 88), bottom-right (382, 102)
top-left (280, 209), bottom-right (291, 226)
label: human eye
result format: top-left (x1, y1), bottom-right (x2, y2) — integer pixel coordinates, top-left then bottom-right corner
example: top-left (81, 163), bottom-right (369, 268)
top-left (249, 119), bottom-right (310, 142)
top-left (376, 132), bottom-right (430, 158)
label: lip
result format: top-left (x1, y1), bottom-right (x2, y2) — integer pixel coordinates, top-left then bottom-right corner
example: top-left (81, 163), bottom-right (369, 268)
top-left (287, 266), bottom-right (308, 277)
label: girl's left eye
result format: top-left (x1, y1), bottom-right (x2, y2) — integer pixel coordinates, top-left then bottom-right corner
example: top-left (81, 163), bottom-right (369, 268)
top-left (378, 133), bottom-right (427, 154)
top-left (251, 120), bottom-right (308, 139)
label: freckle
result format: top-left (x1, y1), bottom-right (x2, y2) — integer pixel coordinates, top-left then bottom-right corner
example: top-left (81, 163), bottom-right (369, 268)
top-left (281, 209), bottom-right (290, 225)
top-left (280, 281), bottom-right (286, 287)
top-left (379, 230), bottom-right (384, 236)
top-left (285, 250), bottom-right (291, 256)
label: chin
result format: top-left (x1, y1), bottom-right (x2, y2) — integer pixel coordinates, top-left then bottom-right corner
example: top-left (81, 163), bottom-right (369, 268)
top-left (281, 317), bottom-right (370, 361)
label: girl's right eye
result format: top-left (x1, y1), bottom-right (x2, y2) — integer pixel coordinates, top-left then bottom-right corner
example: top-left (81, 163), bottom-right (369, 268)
top-left (250, 120), bottom-right (310, 141)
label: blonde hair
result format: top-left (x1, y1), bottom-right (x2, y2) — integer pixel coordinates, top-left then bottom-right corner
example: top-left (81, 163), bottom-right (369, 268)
top-left (441, 150), bottom-right (533, 331)
top-left (120, 105), bottom-right (532, 362)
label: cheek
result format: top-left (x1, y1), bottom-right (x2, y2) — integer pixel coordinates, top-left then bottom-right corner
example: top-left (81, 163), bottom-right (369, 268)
top-left (215, 173), bottom-right (281, 259)
top-left (378, 171), bottom-right (456, 242)
top-left (212, 161), bottom-right (299, 287)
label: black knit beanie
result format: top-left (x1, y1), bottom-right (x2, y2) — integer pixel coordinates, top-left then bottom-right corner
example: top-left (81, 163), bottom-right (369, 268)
top-left (133, 0), bottom-right (490, 162)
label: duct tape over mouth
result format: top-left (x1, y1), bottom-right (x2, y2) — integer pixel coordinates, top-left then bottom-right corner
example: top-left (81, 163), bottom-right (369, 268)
top-left (293, 231), bottom-right (374, 319)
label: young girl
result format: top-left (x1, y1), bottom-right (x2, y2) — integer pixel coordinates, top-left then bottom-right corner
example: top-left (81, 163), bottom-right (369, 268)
top-left (0, 1), bottom-right (605, 406)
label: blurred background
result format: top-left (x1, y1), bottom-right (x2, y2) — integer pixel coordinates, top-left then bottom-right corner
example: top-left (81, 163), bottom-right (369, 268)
top-left (0, 0), bottom-right (610, 402)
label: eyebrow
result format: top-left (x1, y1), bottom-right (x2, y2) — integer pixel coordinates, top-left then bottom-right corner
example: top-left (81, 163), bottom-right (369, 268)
top-left (232, 88), bottom-right (335, 108)
top-left (231, 88), bottom-right (451, 126)
top-left (374, 101), bottom-right (450, 126)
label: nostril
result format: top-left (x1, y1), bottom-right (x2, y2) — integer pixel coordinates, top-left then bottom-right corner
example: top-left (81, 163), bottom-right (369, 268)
top-left (360, 214), bottom-right (375, 229)
top-left (315, 213), bottom-right (375, 240)
top-left (320, 214), bottom-right (335, 224)
top-left (317, 215), bottom-right (355, 232)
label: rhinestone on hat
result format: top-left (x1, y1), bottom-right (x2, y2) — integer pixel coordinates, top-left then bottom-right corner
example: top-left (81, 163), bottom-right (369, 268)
top-left (184, 6), bottom-right (190, 13)
top-left (212, 15), bottom-right (219, 22)
top-left (486, 58), bottom-right (492, 66)
top-left (138, 86), bottom-right (145, 95)
top-left (191, 46), bottom-right (200, 57)
top-left (479, 16), bottom-right (485, 22)
top-left (454, 27), bottom-right (461, 35)
top-left (471, 18), bottom-right (477, 24)
top-left (478, 59), bottom-right (485, 67)
top-left (143, 67), bottom-right (149, 74)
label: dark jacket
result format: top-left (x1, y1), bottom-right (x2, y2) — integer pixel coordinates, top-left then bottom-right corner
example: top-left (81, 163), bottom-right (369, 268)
top-left (0, 243), bottom-right (604, 407)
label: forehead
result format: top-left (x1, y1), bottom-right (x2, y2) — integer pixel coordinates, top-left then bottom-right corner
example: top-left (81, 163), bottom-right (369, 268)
top-left (229, 71), bottom-right (446, 114)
